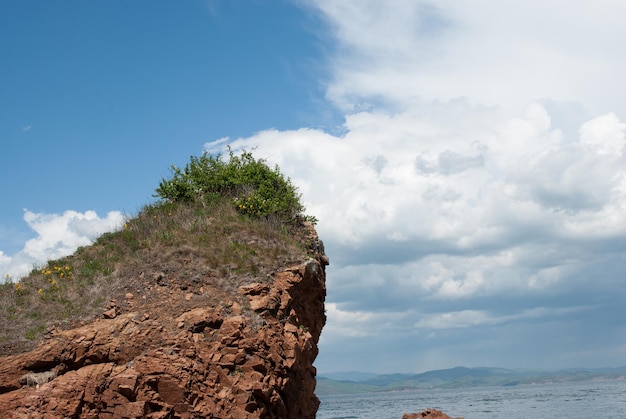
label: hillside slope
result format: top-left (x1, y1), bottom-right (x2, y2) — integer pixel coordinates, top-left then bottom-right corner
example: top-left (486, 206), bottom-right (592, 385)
top-left (0, 213), bottom-right (327, 417)
top-left (0, 152), bottom-right (329, 418)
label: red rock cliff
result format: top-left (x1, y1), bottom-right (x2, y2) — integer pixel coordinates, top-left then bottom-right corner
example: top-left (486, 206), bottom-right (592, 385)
top-left (0, 225), bottom-right (328, 418)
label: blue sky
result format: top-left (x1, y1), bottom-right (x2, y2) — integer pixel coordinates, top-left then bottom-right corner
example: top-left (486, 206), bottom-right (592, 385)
top-left (1, 0), bottom-right (332, 253)
top-left (2, 1), bottom-right (625, 374)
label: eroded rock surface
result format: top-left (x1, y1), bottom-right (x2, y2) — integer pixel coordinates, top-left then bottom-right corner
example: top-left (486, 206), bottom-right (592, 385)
top-left (0, 227), bottom-right (328, 419)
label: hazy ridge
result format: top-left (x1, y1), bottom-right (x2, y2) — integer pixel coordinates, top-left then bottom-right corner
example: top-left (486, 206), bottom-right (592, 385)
top-left (316, 366), bottom-right (626, 395)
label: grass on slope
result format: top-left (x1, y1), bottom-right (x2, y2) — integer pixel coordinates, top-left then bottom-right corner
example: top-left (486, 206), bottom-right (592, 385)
top-left (0, 198), bottom-right (310, 356)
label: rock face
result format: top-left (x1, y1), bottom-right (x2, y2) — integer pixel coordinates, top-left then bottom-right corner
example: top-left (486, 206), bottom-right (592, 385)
top-left (0, 228), bottom-right (328, 418)
top-left (402, 409), bottom-right (464, 419)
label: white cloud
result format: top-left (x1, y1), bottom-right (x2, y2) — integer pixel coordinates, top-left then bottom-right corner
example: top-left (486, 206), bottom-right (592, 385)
top-left (413, 306), bottom-right (587, 330)
top-left (310, 0), bottom-right (626, 117)
top-left (0, 251), bottom-right (10, 267)
top-left (205, 103), bottom-right (625, 348)
top-left (0, 210), bottom-right (124, 280)
top-left (414, 309), bottom-right (492, 329)
top-left (579, 113), bottom-right (626, 155)
top-left (320, 302), bottom-right (413, 343)
top-left (209, 102), bottom-right (625, 260)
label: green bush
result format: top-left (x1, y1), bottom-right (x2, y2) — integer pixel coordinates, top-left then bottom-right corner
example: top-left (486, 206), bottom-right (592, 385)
top-left (155, 149), bottom-right (307, 223)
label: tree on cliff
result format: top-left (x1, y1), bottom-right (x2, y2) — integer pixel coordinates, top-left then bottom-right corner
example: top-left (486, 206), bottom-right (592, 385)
top-left (155, 149), bottom-right (315, 224)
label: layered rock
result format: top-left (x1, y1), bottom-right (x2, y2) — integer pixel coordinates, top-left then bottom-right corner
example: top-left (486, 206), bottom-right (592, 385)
top-left (0, 228), bottom-right (328, 418)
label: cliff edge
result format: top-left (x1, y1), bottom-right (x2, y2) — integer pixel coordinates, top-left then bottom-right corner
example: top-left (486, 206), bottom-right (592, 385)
top-left (0, 221), bottom-right (327, 418)
top-left (0, 152), bottom-right (329, 418)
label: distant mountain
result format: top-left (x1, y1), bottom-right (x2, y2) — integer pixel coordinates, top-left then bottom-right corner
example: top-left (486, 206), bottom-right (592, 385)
top-left (316, 377), bottom-right (379, 395)
top-left (316, 366), bottom-right (626, 395)
top-left (320, 371), bottom-right (379, 382)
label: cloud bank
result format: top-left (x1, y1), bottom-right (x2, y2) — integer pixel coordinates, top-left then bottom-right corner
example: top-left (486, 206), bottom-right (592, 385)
top-left (1, 210), bottom-right (124, 280)
top-left (205, 1), bottom-right (626, 371)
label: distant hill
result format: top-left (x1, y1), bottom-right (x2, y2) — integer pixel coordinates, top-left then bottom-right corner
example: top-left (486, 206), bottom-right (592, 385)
top-left (317, 366), bottom-right (626, 395)
top-left (320, 371), bottom-right (378, 382)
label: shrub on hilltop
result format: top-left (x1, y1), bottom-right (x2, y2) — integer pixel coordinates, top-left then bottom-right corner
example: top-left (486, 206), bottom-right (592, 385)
top-left (155, 149), bottom-right (312, 224)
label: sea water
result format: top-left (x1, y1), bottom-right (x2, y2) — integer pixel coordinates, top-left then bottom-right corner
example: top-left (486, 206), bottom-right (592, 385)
top-left (317, 379), bottom-right (626, 419)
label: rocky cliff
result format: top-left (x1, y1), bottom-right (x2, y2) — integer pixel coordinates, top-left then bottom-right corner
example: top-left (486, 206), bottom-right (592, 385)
top-left (0, 224), bottom-right (328, 418)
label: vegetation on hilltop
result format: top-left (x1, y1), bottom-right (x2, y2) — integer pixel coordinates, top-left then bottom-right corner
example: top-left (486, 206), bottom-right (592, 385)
top-left (0, 150), bottom-right (316, 355)
top-left (155, 149), bottom-right (315, 224)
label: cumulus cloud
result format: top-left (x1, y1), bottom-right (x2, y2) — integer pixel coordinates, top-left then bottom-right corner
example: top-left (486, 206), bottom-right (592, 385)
top-left (206, 101), bottom-right (625, 369)
top-left (413, 306), bottom-right (588, 330)
top-left (0, 210), bottom-right (124, 280)
top-left (310, 0), bottom-right (626, 117)
top-left (203, 1), bottom-right (626, 370)
top-left (210, 102), bottom-right (625, 254)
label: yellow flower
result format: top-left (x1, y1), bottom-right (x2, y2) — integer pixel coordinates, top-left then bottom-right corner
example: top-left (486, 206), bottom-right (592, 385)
top-left (38, 288), bottom-right (43, 294)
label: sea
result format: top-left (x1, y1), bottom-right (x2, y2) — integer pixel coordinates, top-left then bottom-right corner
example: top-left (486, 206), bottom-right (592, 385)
top-left (317, 379), bottom-right (626, 418)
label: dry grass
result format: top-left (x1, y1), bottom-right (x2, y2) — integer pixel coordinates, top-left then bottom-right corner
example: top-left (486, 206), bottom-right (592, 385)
top-left (0, 198), bottom-right (310, 355)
